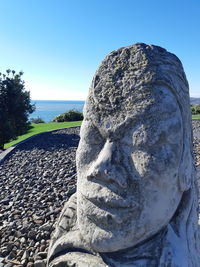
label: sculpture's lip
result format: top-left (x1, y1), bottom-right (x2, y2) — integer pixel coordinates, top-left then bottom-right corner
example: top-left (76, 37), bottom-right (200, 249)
top-left (81, 193), bottom-right (138, 209)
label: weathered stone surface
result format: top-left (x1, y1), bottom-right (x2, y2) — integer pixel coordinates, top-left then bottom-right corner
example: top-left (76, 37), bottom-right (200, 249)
top-left (0, 124), bottom-right (199, 265)
top-left (47, 43), bottom-right (200, 266)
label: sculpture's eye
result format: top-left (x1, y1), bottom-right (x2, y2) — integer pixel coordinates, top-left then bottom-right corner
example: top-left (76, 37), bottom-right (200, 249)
top-left (82, 124), bottom-right (104, 146)
top-left (77, 123), bottom-right (105, 166)
top-left (131, 119), bottom-right (181, 148)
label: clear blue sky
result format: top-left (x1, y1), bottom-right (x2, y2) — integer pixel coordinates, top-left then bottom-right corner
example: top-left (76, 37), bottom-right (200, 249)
top-left (0, 0), bottom-right (199, 100)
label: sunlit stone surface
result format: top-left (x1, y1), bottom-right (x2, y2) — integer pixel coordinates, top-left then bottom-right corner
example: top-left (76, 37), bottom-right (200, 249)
top-left (47, 43), bottom-right (200, 266)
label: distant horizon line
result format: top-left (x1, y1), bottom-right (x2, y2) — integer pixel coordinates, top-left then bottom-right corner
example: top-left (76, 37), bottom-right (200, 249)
top-left (31, 96), bottom-right (200, 101)
top-left (31, 99), bottom-right (85, 101)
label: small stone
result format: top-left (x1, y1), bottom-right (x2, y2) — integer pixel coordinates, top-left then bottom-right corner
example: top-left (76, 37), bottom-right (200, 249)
top-left (34, 255), bottom-right (42, 261)
top-left (7, 250), bottom-right (16, 260)
top-left (21, 258), bottom-right (27, 266)
top-left (34, 220), bottom-right (43, 225)
top-left (28, 231), bottom-right (36, 239)
top-left (8, 236), bottom-right (15, 242)
top-left (37, 252), bottom-right (47, 259)
top-left (21, 250), bottom-right (29, 260)
top-left (34, 260), bottom-right (46, 267)
top-left (20, 237), bottom-right (26, 243)
top-left (4, 264), bottom-right (13, 267)
top-left (6, 242), bottom-right (14, 253)
top-left (16, 250), bottom-right (24, 257)
top-left (39, 245), bottom-right (46, 252)
top-left (40, 239), bottom-right (46, 245)
top-left (39, 223), bottom-right (52, 232)
top-left (29, 240), bottom-right (35, 247)
top-left (1, 247), bottom-right (9, 257)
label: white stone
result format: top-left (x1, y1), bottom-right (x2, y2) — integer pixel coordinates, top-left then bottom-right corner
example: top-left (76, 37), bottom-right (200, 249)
top-left (47, 43), bottom-right (200, 266)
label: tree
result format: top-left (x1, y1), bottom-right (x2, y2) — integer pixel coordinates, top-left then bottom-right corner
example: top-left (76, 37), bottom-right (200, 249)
top-left (0, 70), bottom-right (35, 149)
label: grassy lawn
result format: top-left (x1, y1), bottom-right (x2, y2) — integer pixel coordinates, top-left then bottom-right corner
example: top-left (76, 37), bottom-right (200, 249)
top-left (5, 121), bottom-right (82, 148)
top-left (192, 114), bottom-right (200, 120)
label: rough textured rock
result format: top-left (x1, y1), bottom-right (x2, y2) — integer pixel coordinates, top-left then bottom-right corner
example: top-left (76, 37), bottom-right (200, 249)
top-left (47, 43), bottom-right (200, 266)
top-left (0, 123), bottom-right (199, 265)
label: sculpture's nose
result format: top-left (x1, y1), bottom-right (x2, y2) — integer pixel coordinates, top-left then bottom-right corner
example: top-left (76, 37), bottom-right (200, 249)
top-left (86, 140), bottom-right (127, 188)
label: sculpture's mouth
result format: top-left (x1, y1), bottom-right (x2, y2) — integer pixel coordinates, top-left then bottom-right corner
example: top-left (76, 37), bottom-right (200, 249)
top-left (81, 192), bottom-right (138, 209)
top-left (79, 193), bottom-right (139, 226)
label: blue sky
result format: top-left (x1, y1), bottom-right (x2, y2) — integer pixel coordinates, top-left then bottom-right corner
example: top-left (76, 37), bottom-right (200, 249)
top-left (0, 0), bottom-right (199, 100)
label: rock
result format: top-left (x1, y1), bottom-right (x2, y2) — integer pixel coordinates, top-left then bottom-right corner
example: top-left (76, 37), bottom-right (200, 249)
top-left (21, 250), bottom-right (29, 260)
top-left (27, 262), bottom-right (34, 267)
top-left (0, 257), bottom-right (5, 267)
top-left (6, 243), bottom-right (14, 253)
top-left (21, 258), bottom-right (27, 266)
top-left (36, 252), bottom-right (47, 259)
top-left (0, 198), bottom-right (10, 205)
top-left (66, 187), bottom-right (76, 197)
top-left (47, 43), bottom-right (200, 266)
top-left (4, 263), bottom-right (13, 267)
top-left (34, 260), bottom-right (46, 267)
top-left (39, 223), bottom-right (52, 232)
top-left (28, 231), bottom-right (36, 239)
top-left (1, 247), bottom-right (9, 257)
top-left (16, 250), bottom-right (23, 258)
top-left (7, 250), bottom-right (16, 260)
top-left (20, 237), bottom-right (26, 244)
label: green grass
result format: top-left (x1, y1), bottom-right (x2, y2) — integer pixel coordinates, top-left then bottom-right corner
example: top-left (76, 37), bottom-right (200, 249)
top-left (4, 121), bottom-right (82, 148)
top-left (192, 114), bottom-right (200, 120)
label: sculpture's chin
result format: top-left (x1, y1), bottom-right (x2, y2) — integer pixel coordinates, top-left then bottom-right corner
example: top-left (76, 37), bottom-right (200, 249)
top-left (77, 210), bottom-right (145, 252)
top-left (79, 220), bottom-right (141, 252)
top-left (77, 194), bottom-right (144, 252)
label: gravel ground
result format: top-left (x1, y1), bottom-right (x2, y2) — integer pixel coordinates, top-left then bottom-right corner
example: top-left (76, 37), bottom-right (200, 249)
top-left (0, 127), bottom-right (80, 266)
top-left (0, 122), bottom-right (200, 267)
top-left (193, 120), bottom-right (200, 167)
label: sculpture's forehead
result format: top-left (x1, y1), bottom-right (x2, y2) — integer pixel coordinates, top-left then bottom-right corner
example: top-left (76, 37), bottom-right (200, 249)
top-left (85, 85), bottom-right (180, 134)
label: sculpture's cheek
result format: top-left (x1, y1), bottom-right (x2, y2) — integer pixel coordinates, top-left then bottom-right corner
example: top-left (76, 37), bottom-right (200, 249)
top-left (131, 143), bottom-right (181, 179)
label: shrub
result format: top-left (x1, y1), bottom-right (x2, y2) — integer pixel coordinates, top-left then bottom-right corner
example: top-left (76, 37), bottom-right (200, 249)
top-left (53, 110), bottom-right (83, 122)
top-left (191, 105), bottom-right (200, 115)
top-left (30, 117), bottom-right (45, 124)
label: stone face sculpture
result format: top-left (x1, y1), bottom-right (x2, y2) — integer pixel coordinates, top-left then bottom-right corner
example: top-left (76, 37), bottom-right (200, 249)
top-left (47, 43), bottom-right (200, 266)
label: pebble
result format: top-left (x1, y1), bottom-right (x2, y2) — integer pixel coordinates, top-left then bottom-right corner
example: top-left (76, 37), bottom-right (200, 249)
top-left (34, 260), bottom-right (46, 267)
top-left (0, 122), bottom-right (200, 265)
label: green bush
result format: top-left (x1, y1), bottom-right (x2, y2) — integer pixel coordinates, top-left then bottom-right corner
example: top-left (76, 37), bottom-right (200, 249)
top-left (191, 105), bottom-right (200, 115)
top-left (30, 117), bottom-right (45, 124)
top-left (53, 110), bottom-right (83, 122)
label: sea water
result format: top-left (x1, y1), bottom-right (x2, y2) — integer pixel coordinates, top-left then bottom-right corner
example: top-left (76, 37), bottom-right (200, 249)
top-left (30, 100), bottom-right (85, 122)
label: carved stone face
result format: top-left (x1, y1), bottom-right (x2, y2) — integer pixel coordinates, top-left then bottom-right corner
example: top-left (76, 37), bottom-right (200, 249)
top-left (76, 86), bottom-right (183, 252)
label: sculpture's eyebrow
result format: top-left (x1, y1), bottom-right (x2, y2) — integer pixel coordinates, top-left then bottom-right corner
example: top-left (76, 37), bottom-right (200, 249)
top-left (113, 110), bottom-right (176, 137)
top-left (89, 108), bottom-right (175, 141)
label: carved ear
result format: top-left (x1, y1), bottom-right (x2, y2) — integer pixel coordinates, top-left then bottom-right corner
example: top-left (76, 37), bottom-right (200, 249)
top-left (178, 145), bottom-right (192, 192)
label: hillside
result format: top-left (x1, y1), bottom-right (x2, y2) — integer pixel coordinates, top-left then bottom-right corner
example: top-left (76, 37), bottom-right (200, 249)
top-left (191, 97), bottom-right (200, 105)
